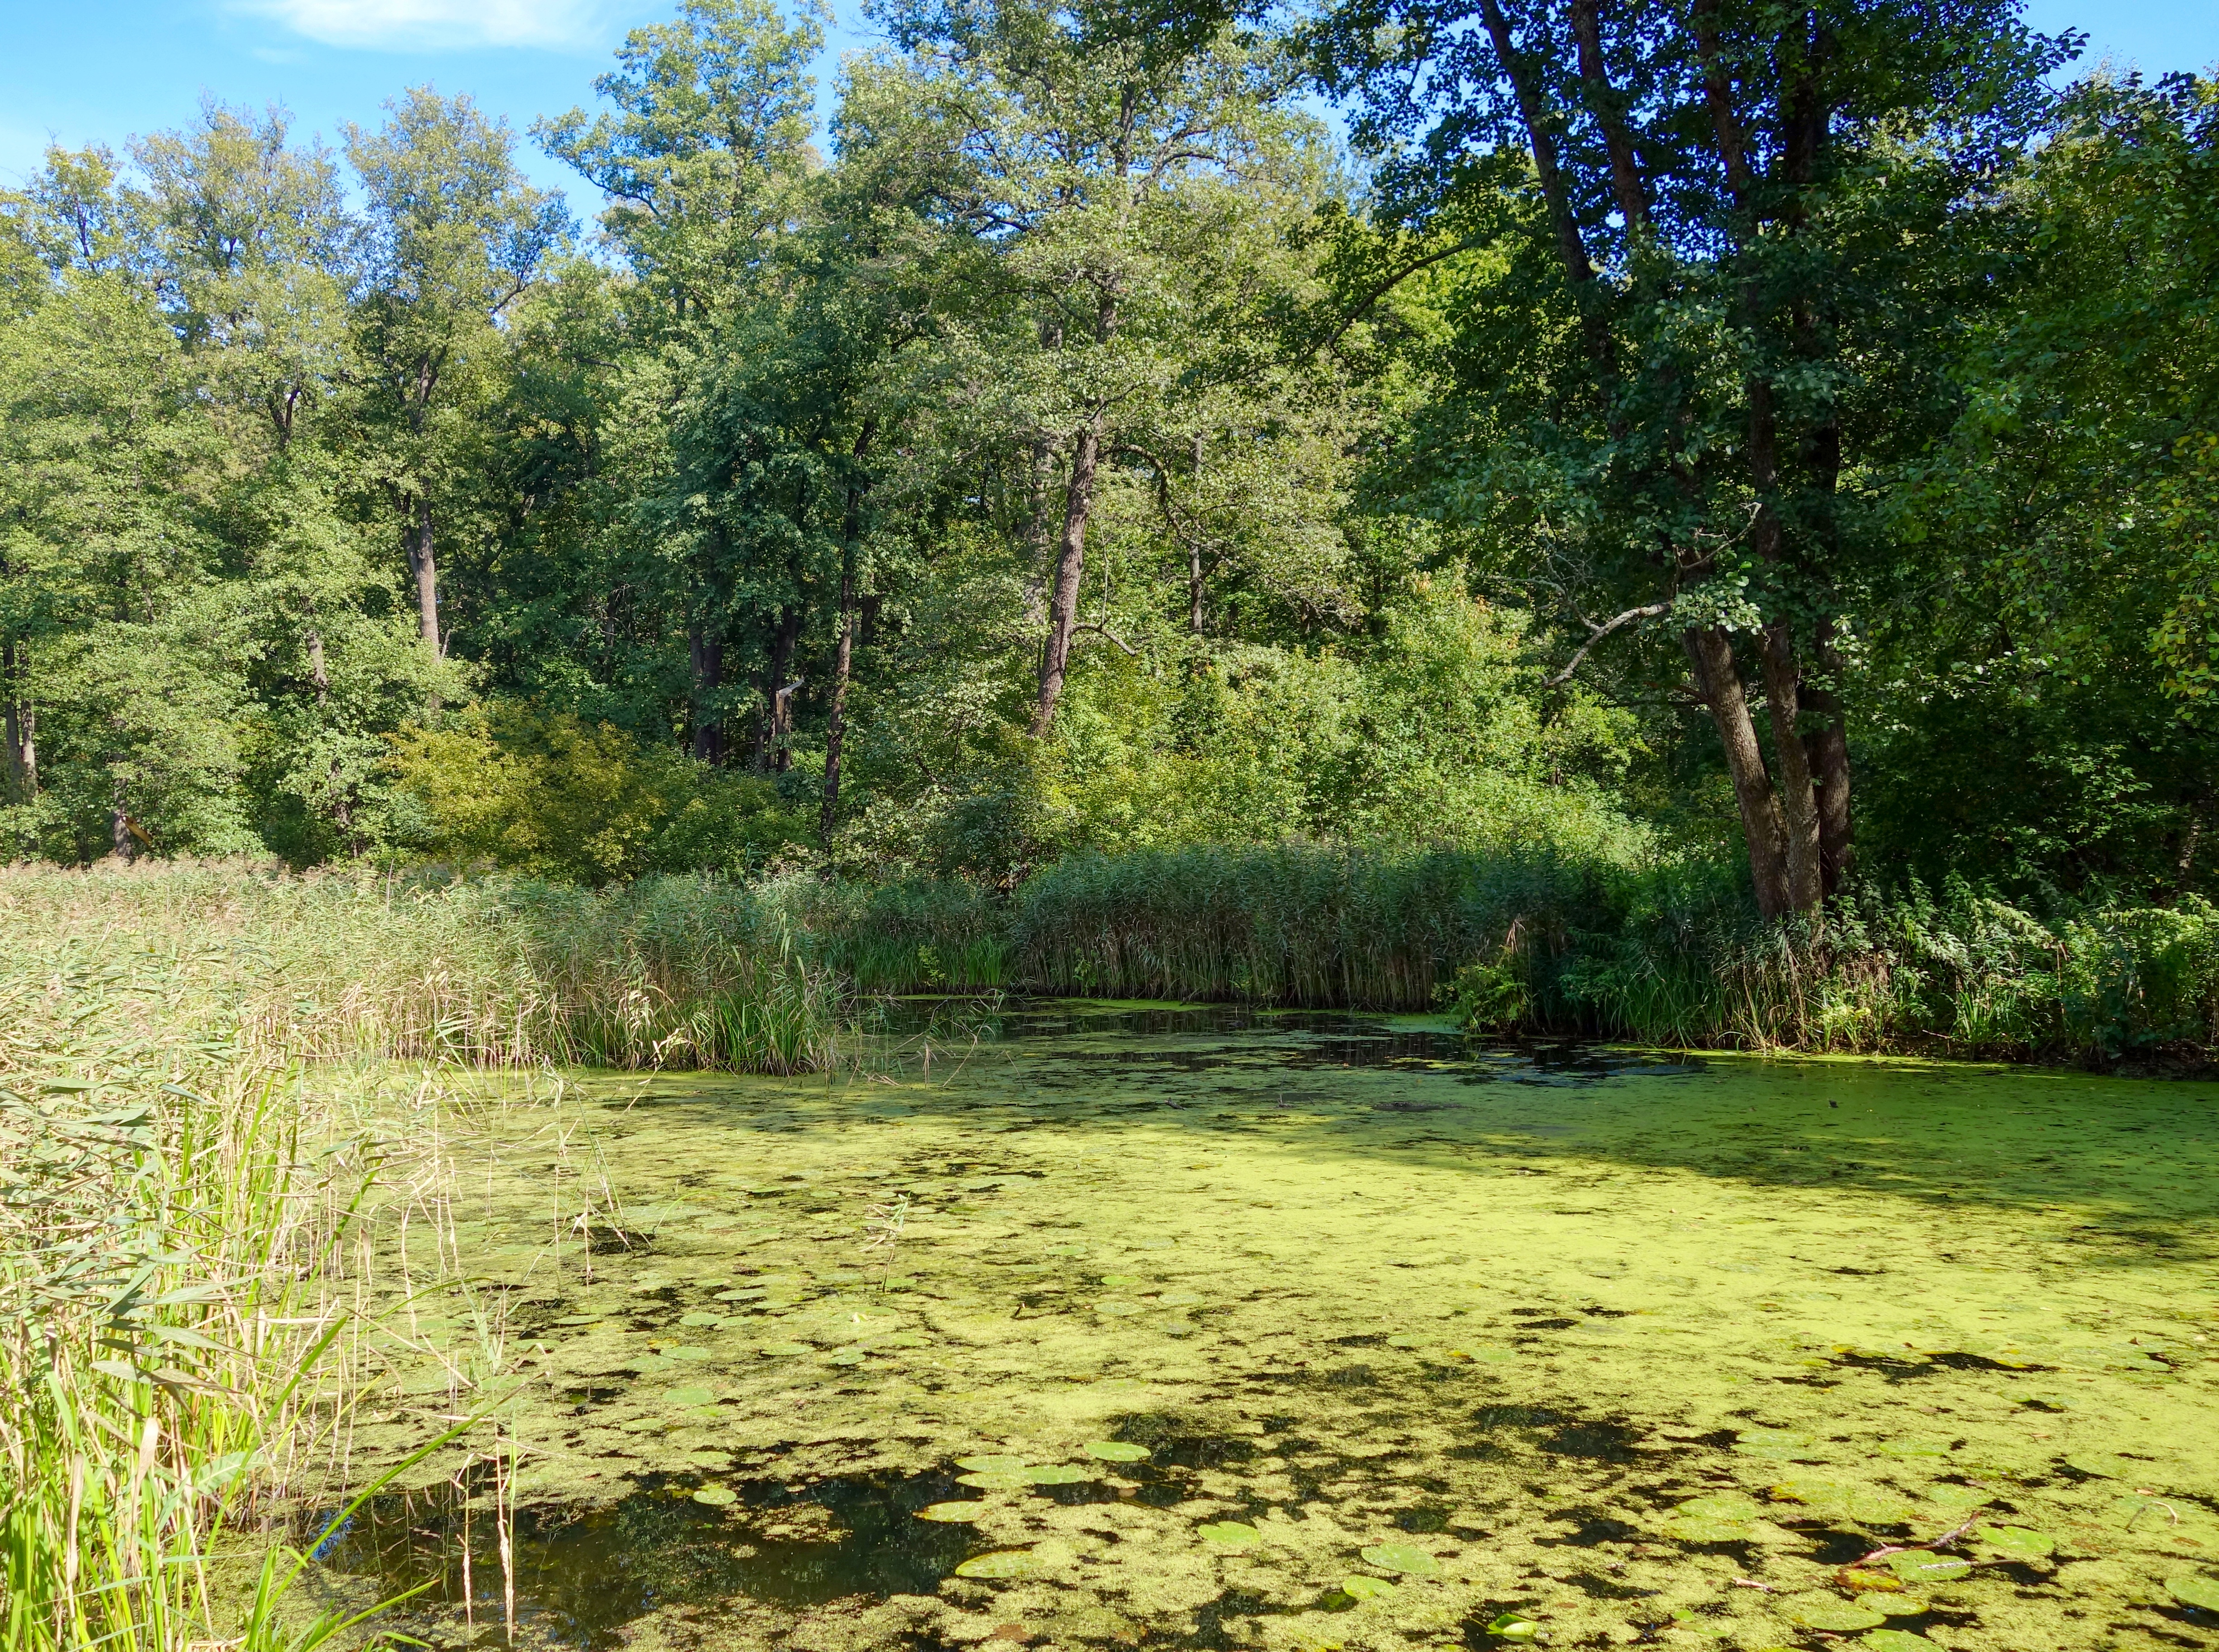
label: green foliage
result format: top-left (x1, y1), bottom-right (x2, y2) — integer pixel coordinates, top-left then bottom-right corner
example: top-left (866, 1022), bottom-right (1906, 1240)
top-left (385, 703), bottom-right (813, 883)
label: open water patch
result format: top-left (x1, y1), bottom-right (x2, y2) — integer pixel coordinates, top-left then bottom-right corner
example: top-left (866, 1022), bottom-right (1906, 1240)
top-left (305, 1467), bottom-right (982, 1648)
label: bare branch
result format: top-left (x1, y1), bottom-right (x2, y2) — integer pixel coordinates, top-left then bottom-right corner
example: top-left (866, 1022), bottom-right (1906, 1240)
top-left (1548, 602), bottom-right (1670, 687)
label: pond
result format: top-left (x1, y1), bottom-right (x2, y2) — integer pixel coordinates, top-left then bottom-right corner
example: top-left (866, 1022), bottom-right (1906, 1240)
top-left (305, 1002), bottom-right (2219, 1651)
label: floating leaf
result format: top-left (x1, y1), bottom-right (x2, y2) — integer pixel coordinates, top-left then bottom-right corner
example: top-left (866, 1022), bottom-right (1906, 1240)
top-left (667, 1386), bottom-right (717, 1407)
top-left (2167, 1573), bottom-right (2219, 1611)
top-left (1858, 1632), bottom-right (1935, 1652)
top-left (1484, 1614), bottom-right (1539, 1641)
top-left (1084, 1441), bottom-right (1151, 1462)
top-left (1156, 1291), bottom-right (1203, 1306)
top-left (1782, 1594), bottom-right (1887, 1632)
top-left (1734, 1429), bottom-right (1823, 1462)
top-left (956, 1455), bottom-right (1028, 1473)
top-left (919, 1502), bottom-right (986, 1522)
top-left (760, 1342), bottom-right (810, 1358)
top-left (679, 1311), bottom-right (724, 1328)
top-left (1674, 1493), bottom-right (1760, 1521)
top-left (1199, 1522), bottom-right (1262, 1550)
top-left (1983, 1526), bottom-right (2055, 1561)
top-left (1100, 1274), bottom-right (1142, 1287)
top-left (958, 1471), bottom-right (1037, 1490)
top-left (1838, 1568), bottom-right (1906, 1594)
top-left (823, 1349), bottom-right (865, 1366)
top-left (1340, 1575), bottom-right (1397, 1600)
top-left (715, 1287), bottom-right (768, 1302)
top-left (691, 1485), bottom-right (737, 1508)
top-left (664, 1345), bottom-right (712, 1361)
top-left (1662, 1515), bottom-right (1752, 1542)
top-left (1385, 1334), bottom-right (1422, 1348)
top-left (552, 1315), bottom-right (605, 1326)
top-left (1026, 1464), bottom-right (1094, 1484)
top-left (1885, 1551), bottom-right (1971, 1584)
top-left (2066, 1451), bottom-right (2141, 1479)
top-left (1358, 1542), bottom-right (1438, 1576)
top-left (953, 1550), bottom-right (1038, 1579)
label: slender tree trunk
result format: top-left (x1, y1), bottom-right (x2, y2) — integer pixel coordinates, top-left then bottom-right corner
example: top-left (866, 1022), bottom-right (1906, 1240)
top-left (1030, 418), bottom-right (1101, 736)
top-left (689, 622), bottom-right (727, 765)
top-left (404, 496), bottom-right (440, 653)
top-left (1022, 436), bottom-right (1054, 632)
top-left (821, 577), bottom-right (856, 849)
top-left (755, 608), bottom-right (803, 771)
top-left (1685, 626), bottom-right (1792, 917)
top-left (2, 639), bottom-right (35, 802)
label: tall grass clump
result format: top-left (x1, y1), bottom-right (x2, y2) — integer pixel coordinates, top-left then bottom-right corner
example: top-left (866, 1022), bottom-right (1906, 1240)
top-left (1009, 844), bottom-right (1612, 1009)
top-left (0, 864), bottom-right (844, 1075)
top-left (0, 936), bottom-right (386, 1650)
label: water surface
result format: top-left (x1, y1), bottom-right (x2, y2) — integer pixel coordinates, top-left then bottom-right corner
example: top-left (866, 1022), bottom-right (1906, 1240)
top-left (313, 1003), bottom-right (2219, 1651)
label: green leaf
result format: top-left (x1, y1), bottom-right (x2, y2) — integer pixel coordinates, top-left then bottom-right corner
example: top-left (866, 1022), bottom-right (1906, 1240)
top-left (1358, 1542), bottom-right (1438, 1575)
top-left (1982, 1526), bottom-right (2055, 1561)
top-left (953, 1549), bottom-right (1038, 1579)
top-left (1084, 1440), bottom-right (1151, 1461)
top-left (2167, 1573), bottom-right (2219, 1611)
top-left (1885, 1551), bottom-right (1971, 1584)
top-left (955, 1455), bottom-right (1028, 1472)
top-left (1484, 1613), bottom-right (1539, 1640)
top-left (1340, 1575), bottom-right (1397, 1600)
top-left (918, 1501), bottom-right (986, 1522)
top-left (1025, 1464), bottom-right (1094, 1484)
top-left (667, 1385), bottom-right (717, 1406)
top-left (1858, 1632), bottom-right (1936, 1652)
top-left (958, 1470), bottom-right (1036, 1490)
top-left (1783, 1595), bottom-right (1887, 1632)
top-left (1199, 1521), bottom-right (1262, 1550)
top-left (691, 1485), bottom-right (737, 1508)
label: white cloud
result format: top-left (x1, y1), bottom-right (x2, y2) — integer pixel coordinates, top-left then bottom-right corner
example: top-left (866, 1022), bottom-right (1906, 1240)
top-left (229, 0), bottom-right (622, 52)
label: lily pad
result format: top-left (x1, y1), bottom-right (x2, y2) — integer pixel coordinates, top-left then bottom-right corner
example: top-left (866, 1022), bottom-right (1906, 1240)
top-left (1661, 1515), bottom-right (1752, 1542)
top-left (1100, 1274), bottom-right (1142, 1287)
top-left (666, 1385), bottom-right (717, 1406)
top-left (1199, 1521), bottom-right (1262, 1550)
top-left (1884, 1551), bottom-right (1971, 1584)
top-left (714, 1287), bottom-right (768, 1302)
top-left (1676, 1493), bottom-right (1761, 1520)
top-left (918, 1501), bottom-right (987, 1522)
top-left (956, 1455), bottom-right (1028, 1472)
top-left (822, 1349), bottom-right (866, 1366)
top-left (953, 1550), bottom-right (1039, 1580)
top-left (1384, 1334), bottom-right (1423, 1348)
top-left (1858, 1632), bottom-right (1935, 1652)
top-left (2167, 1572), bottom-right (2219, 1611)
top-left (1982, 1526), bottom-right (2055, 1561)
top-left (958, 1470), bottom-right (1037, 1490)
top-left (1157, 1291), bottom-right (1204, 1306)
top-left (1025, 1464), bottom-right (1095, 1484)
top-left (759, 1342), bottom-right (811, 1358)
top-left (663, 1345), bottom-right (712, 1361)
top-left (1340, 1575), bottom-right (1397, 1600)
top-left (551, 1314), bottom-right (605, 1326)
top-left (1483, 1614), bottom-right (1539, 1641)
top-left (1734, 1428), bottom-right (1823, 1462)
top-left (1358, 1542), bottom-right (1438, 1576)
top-left (1782, 1594), bottom-right (1887, 1633)
top-left (1084, 1440), bottom-right (1151, 1461)
top-left (679, 1311), bottom-right (725, 1328)
top-left (690, 1485), bottom-right (737, 1508)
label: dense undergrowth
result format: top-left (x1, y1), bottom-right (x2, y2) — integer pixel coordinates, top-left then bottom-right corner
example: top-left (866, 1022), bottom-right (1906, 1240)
top-left (9, 851), bottom-right (2215, 1072)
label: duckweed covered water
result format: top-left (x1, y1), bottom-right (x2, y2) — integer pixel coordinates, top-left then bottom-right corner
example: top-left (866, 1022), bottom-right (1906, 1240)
top-left (311, 1004), bottom-right (2219, 1651)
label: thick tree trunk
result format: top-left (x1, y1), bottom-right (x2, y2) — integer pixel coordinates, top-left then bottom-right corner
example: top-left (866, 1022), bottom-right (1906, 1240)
top-left (1802, 620), bottom-right (1853, 895)
top-left (2, 639), bottom-right (35, 802)
top-left (404, 497), bottom-right (440, 653)
top-left (1758, 622), bottom-right (1825, 915)
top-left (1685, 626), bottom-right (1792, 917)
top-left (1029, 419), bottom-right (1101, 737)
top-left (821, 577), bottom-right (855, 849)
top-left (689, 622), bottom-right (727, 765)
top-left (110, 773), bottom-right (134, 865)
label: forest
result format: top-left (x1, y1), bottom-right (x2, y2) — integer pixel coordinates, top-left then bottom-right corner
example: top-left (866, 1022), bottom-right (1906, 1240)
top-left (3, 0), bottom-right (2211, 917)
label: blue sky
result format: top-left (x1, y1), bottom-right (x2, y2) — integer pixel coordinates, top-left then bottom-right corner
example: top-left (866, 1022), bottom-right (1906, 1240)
top-left (2, 0), bottom-right (2214, 212)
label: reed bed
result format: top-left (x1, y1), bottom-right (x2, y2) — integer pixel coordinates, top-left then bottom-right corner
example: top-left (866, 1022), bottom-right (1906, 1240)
top-left (0, 866), bottom-right (845, 1076)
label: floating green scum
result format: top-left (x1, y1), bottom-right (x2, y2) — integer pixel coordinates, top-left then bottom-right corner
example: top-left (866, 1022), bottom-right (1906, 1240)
top-left (301, 1005), bottom-right (2219, 1651)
